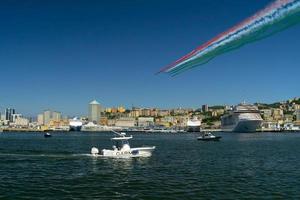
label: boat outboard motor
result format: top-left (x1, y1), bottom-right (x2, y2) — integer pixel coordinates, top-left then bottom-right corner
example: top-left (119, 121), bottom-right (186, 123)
top-left (91, 147), bottom-right (99, 156)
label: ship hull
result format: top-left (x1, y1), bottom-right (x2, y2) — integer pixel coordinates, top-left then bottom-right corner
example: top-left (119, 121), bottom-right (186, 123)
top-left (69, 125), bottom-right (82, 132)
top-left (222, 120), bottom-right (262, 133)
top-left (186, 126), bottom-right (201, 132)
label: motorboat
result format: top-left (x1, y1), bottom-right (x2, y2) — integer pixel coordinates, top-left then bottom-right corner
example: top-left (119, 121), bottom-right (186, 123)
top-left (44, 132), bottom-right (52, 138)
top-left (197, 132), bottom-right (221, 141)
top-left (91, 130), bottom-right (155, 158)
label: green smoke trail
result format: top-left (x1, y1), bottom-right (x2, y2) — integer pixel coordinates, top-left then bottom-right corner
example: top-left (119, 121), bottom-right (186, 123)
top-left (169, 8), bottom-right (300, 76)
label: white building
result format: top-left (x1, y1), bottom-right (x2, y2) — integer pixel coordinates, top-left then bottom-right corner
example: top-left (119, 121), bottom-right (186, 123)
top-left (138, 117), bottom-right (154, 127)
top-left (0, 114), bottom-right (5, 121)
top-left (37, 114), bottom-right (44, 125)
top-left (115, 117), bottom-right (136, 127)
top-left (12, 114), bottom-right (22, 122)
top-left (14, 117), bottom-right (29, 127)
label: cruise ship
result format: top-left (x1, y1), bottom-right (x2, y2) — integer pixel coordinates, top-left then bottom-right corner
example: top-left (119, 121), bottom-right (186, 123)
top-left (221, 103), bottom-right (263, 132)
top-left (69, 117), bottom-right (83, 131)
top-left (186, 117), bottom-right (201, 132)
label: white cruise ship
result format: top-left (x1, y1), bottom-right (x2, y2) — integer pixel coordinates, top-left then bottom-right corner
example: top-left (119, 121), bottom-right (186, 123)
top-left (186, 117), bottom-right (201, 132)
top-left (221, 103), bottom-right (263, 132)
top-left (69, 117), bottom-right (83, 131)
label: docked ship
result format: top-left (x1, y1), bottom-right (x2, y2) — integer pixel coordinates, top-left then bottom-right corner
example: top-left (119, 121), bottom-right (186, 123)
top-left (221, 103), bottom-right (263, 132)
top-left (69, 117), bottom-right (83, 131)
top-left (186, 117), bottom-right (201, 132)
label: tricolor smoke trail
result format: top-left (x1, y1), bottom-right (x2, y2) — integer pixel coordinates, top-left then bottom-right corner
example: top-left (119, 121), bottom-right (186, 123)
top-left (159, 0), bottom-right (300, 76)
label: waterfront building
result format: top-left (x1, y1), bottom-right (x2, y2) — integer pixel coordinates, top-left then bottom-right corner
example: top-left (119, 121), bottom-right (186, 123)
top-left (14, 117), bottom-right (29, 127)
top-left (261, 109), bottom-right (273, 121)
top-left (272, 108), bottom-right (284, 121)
top-left (115, 117), bottom-right (136, 127)
top-left (295, 110), bottom-right (300, 121)
top-left (12, 114), bottom-right (22, 122)
top-left (211, 109), bottom-right (224, 117)
top-left (5, 108), bottom-right (15, 122)
top-left (150, 109), bottom-right (158, 117)
top-left (293, 104), bottom-right (300, 111)
top-left (107, 119), bottom-right (116, 126)
top-left (141, 108), bottom-right (151, 117)
top-left (171, 108), bottom-right (191, 115)
top-left (37, 114), bottom-right (44, 125)
top-left (130, 108), bottom-right (141, 118)
top-left (284, 114), bottom-right (294, 122)
top-left (43, 110), bottom-right (52, 125)
top-left (157, 116), bottom-right (176, 127)
top-left (158, 109), bottom-right (170, 117)
top-left (0, 113), bottom-right (5, 121)
top-left (52, 111), bottom-right (61, 121)
top-left (89, 100), bottom-right (101, 124)
top-left (202, 104), bottom-right (209, 112)
top-left (162, 116), bottom-right (175, 123)
top-left (138, 117), bottom-right (154, 127)
top-left (100, 117), bottom-right (108, 126)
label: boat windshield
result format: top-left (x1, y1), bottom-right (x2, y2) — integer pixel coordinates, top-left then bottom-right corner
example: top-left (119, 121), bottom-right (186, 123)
top-left (114, 140), bottom-right (129, 150)
top-left (203, 132), bottom-right (212, 137)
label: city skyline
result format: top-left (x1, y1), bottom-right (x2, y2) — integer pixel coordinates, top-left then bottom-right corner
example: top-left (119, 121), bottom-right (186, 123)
top-left (1, 96), bottom-right (300, 118)
top-left (1, 0), bottom-right (300, 116)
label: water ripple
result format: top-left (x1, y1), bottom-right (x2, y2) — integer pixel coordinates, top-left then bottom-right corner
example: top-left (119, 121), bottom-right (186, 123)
top-left (1, 132), bottom-right (300, 199)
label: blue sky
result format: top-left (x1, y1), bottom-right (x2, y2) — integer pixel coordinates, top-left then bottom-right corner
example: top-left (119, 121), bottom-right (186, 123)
top-left (0, 0), bottom-right (299, 116)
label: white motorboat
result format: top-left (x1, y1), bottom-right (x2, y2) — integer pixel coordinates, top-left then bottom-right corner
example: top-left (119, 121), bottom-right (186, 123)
top-left (197, 132), bottom-right (221, 141)
top-left (91, 131), bottom-right (155, 158)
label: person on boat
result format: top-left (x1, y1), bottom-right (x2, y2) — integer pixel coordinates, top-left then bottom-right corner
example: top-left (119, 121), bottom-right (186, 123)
top-left (115, 141), bottom-right (122, 150)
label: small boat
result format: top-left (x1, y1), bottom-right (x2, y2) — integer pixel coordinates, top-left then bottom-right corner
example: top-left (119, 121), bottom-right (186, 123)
top-left (197, 132), bottom-right (221, 141)
top-left (44, 132), bottom-right (52, 138)
top-left (91, 130), bottom-right (155, 158)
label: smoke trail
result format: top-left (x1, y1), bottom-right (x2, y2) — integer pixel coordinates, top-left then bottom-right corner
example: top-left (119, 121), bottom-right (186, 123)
top-left (159, 0), bottom-right (300, 76)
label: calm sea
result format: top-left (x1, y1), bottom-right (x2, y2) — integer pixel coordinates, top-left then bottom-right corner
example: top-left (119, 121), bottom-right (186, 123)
top-left (1, 132), bottom-right (300, 199)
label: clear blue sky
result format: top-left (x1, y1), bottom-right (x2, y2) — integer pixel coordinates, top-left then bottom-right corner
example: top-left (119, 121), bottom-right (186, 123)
top-left (1, 0), bottom-right (299, 116)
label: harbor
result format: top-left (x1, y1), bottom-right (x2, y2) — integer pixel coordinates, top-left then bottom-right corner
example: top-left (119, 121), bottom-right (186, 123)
top-left (1, 131), bottom-right (300, 199)
top-left (1, 98), bottom-right (300, 134)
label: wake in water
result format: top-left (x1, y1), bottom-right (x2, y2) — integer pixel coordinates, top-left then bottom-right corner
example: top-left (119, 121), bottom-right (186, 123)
top-left (159, 0), bottom-right (300, 76)
top-left (0, 152), bottom-right (92, 158)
